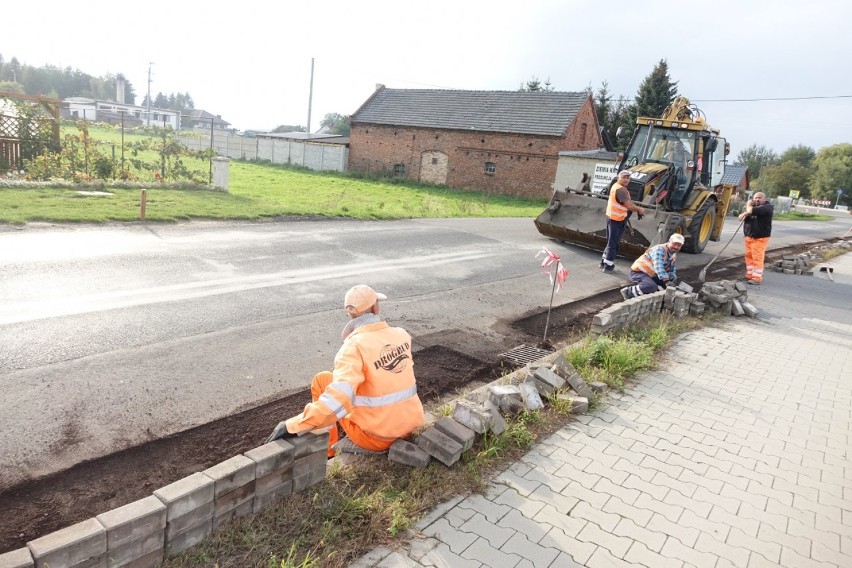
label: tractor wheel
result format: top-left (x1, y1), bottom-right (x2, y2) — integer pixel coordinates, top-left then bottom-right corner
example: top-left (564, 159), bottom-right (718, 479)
top-left (683, 199), bottom-right (716, 253)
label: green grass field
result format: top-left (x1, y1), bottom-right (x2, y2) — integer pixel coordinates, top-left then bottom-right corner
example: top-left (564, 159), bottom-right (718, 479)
top-left (0, 124), bottom-right (547, 224)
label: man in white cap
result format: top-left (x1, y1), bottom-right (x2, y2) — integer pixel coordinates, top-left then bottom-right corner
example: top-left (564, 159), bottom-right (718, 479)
top-left (620, 233), bottom-right (684, 300)
top-left (266, 285), bottom-right (424, 458)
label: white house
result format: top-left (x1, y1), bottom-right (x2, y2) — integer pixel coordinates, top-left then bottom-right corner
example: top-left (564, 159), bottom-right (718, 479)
top-left (61, 97), bottom-right (181, 129)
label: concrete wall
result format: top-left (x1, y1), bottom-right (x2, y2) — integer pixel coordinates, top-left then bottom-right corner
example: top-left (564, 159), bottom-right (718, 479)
top-left (348, 98), bottom-right (602, 200)
top-left (178, 133), bottom-right (348, 172)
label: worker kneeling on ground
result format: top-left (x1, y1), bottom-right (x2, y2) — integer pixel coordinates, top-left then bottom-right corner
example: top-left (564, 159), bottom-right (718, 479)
top-left (620, 234), bottom-right (684, 300)
top-left (266, 285), bottom-right (424, 458)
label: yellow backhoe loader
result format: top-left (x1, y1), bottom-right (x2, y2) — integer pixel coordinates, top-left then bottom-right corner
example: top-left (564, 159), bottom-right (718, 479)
top-left (535, 97), bottom-right (739, 258)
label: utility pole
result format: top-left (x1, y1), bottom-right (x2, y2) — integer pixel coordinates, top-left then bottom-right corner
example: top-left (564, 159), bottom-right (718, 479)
top-left (147, 62), bottom-right (154, 127)
top-left (306, 58), bottom-right (314, 137)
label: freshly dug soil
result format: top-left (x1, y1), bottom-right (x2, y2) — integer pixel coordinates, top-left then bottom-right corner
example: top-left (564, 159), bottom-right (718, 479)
top-left (0, 247), bottom-right (811, 553)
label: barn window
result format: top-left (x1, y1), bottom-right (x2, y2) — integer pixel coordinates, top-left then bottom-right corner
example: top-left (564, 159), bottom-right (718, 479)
top-left (485, 162), bottom-right (496, 174)
top-left (393, 164), bottom-right (405, 177)
top-left (579, 123), bottom-right (588, 145)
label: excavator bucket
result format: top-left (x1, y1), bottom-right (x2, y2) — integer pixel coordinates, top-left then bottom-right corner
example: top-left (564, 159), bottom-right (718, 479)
top-left (534, 190), bottom-right (676, 259)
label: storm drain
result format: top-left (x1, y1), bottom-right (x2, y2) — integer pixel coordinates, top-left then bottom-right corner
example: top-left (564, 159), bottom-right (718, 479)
top-left (499, 344), bottom-right (554, 367)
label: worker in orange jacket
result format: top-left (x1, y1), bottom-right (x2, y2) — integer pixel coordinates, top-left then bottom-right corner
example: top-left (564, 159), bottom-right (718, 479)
top-left (266, 285), bottom-right (424, 458)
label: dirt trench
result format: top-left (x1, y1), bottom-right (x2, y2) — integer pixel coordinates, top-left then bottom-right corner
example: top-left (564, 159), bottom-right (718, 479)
top-left (0, 247), bottom-right (811, 553)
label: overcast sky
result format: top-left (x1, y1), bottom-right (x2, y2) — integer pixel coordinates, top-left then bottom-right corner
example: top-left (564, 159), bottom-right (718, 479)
top-left (3, 0), bottom-right (850, 157)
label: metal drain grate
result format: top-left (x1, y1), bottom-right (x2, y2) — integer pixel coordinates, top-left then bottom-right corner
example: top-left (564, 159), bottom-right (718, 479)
top-left (499, 344), bottom-right (554, 367)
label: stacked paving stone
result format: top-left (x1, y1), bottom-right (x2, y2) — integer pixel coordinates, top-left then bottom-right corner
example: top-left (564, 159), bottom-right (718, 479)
top-left (591, 276), bottom-right (766, 337)
top-left (0, 432), bottom-right (328, 568)
top-left (771, 252), bottom-right (816, 275)
top-left (698, 279), bottom-right (758, 317)
top-left (388, 354), bottom-right (594, 469)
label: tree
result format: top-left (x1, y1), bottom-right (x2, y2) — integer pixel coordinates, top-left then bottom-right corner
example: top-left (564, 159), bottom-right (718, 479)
top-left (272, 124), bottom-right (306, 133)
top-left (632, 59), bottom-right (678, 120)
top-left (319, 112), bottom-right (350, 136)
top-left (735, 144), bottom-right (778, 180)
top-left (757, 161), bottom-right (812, 198)
top-left (589, 81), bottom-right (634, 151)
top-left (808, 143), bottom-right (852, 205)
top-left (778, 144), bottom-right (816, 168)
top-left (518, 76), bottom-right (554, 92)
top-left (0, 81), bottom-right (25, 94)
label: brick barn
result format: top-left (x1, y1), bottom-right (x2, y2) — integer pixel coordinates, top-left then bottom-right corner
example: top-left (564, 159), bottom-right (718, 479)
top-left (348, 86), bottom-right (603, 199)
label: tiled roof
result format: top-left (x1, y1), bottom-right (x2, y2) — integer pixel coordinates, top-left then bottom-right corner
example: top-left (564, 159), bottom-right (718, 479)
top-left (351, 88), bottom-right (589, 136)
top-left (720, 163), bottom-right (749, 186)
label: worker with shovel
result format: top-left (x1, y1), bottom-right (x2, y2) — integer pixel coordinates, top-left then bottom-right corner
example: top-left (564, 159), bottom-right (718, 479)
top-left (620, 233), bottom-right (684, 300)
top-left (265, 285), bottom-right (424, 458)
top-left (738, 192), bottom-right (774, 285)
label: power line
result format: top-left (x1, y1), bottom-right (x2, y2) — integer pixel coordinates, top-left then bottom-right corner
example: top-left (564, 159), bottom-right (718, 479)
top-left (694, 95), bottom-right (852, 102)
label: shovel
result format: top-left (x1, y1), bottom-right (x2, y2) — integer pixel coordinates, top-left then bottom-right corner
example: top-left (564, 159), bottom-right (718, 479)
top-left (698, 217), bottom-right (745, 283)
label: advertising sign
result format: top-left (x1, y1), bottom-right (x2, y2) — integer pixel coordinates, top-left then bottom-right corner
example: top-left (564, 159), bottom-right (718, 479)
top-left (592, 163), bottom-right (618, 194)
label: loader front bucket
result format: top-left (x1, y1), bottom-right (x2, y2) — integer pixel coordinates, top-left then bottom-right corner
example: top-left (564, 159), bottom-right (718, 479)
top-left (533, 191), bottom-right (675, 259)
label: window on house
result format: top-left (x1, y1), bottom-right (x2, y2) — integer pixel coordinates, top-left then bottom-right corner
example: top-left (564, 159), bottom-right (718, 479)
top-left (431, 157), bottom-right (438, 165)
top-left (485, 162), bottom-right (496, 174)
top-left (393, 164), bottom-right (405, 177)
top-left (580, 123), bottom-right (588, 145)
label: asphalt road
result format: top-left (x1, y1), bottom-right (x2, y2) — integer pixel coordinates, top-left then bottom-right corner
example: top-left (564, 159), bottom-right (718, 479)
top-left (1, 214), bottom-right (849, 487)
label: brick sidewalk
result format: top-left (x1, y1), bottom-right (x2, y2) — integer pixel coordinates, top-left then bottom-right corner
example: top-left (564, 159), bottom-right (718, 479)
top-left (352, 253), bottom-right (852, 567)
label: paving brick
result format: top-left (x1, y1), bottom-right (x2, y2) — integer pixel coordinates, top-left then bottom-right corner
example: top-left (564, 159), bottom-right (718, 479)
top-left (452, 399), bottom-right (491, 433)
top-left (243, 439), bottom-right (295, 478)
top-left (0, 548), bottom-right (34, 568)
top-left (532, 503), bottom-right (586, 538)
top-left (27, 518), bottom-right (106, 568)
top-left (96, 496), bottom-right (166, 551)
top-left (421, 518), bottom-right (477, 555)
top-left (727, 526), bottom-right (782, 564)
top-left (388, 438), bottom-right (431, 467)
top-left (624, 541), bottom-right (683, 568)
top-left (103, 529), bottom-right (163, 567)
top-left (501, 532), bottom-right (559, 567)
top-left (202, 455), bottom-right (255, 501)
top-left (492, 486), bottom-right (545, 518)
top-left (660, 535), bottom-right (719, 568)
top-left (613, 516), bottom-right (666, 552)
top-left (165, 520), bottom-right (211, 558)
top-left (458, 513), bottom-right (515, 549)
top-left (289, 430), bottom-right (329, 458)
top-left (645, 513), bottom-right (699, 548)
top-left (538, 527), bottom-right (597, 565)
top-left (532, 367), bottom-right (566, 394)
top-left (433, 417), bottom-right (476, 452)
top-left (459, 536), bottom-right (520, 568)
top-left (165, 501), bottom-right (213, 540)
top-left (416, 426), bottom-right (464, 466)
top-left (519, 380), bottom-right (545, 410)
top-left (153, 472), bottom-right (214, 522)
top-left (252, 481), bottom-right (293, 513)
top-left (570, 501), bottom-right (620, 533)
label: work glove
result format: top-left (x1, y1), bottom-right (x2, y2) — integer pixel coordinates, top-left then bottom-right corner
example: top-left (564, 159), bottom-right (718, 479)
top-left (265, 421), bottom-right (297, 443)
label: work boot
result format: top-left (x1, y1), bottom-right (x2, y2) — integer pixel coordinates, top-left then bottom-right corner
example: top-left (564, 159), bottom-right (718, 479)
top-left (602, 265), bottom-right (615, 273)
top-left (620, 287), bottom-right (630, 300)
top-left (747, 280), bottom-right (760, 286)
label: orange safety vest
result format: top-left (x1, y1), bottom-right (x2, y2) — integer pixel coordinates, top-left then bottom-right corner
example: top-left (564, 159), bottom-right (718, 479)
top-left (631, 244), bottom-right (674, 278)
top-left (606, 183), bottom-right (629, 221)
top-left (286, 321), bottom-right (424, 441)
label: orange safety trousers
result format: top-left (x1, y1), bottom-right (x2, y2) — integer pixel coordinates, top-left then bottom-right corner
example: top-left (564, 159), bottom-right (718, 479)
top-left (744, 236), bottom-right (770, 283)
top-left (310, 371), bottom-right (396, 458)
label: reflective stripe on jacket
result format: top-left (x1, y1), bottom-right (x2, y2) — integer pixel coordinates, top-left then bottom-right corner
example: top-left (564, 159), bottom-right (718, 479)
top-left (606, 183), bottom-right (629, 221)
top-left (631, 244), bottom-right (676, 280)
top-left (286, 321), bottom-right (424, 440)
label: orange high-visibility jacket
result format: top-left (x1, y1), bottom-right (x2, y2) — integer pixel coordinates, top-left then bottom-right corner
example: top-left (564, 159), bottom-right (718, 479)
top-left (606, 183), bottom-right (629, 221)
top-left (286, 321), bottom-right (424, 441)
